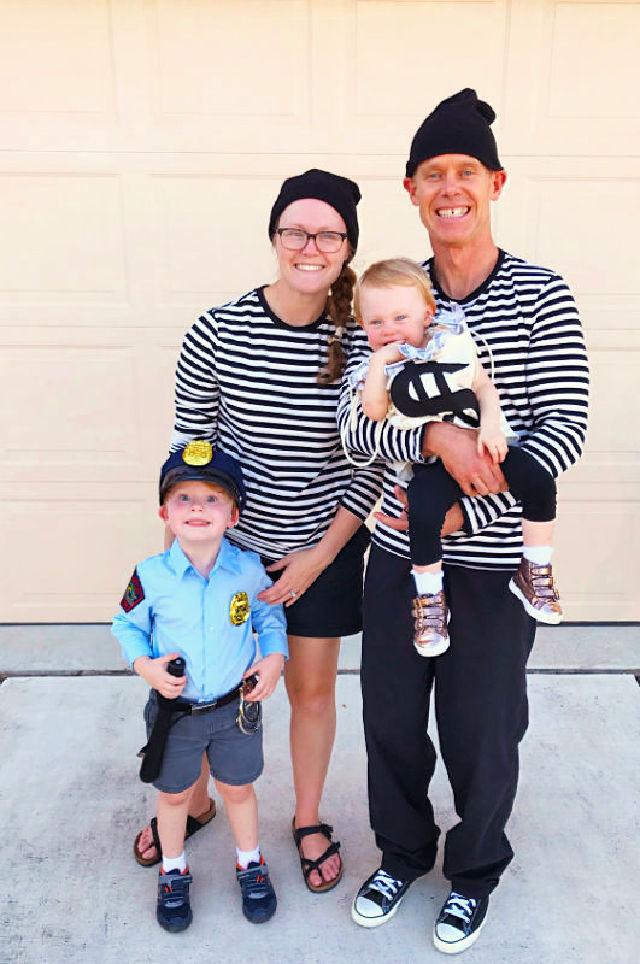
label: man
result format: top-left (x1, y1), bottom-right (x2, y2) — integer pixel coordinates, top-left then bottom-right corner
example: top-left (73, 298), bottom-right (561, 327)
top-left (341, 89), bottom-right (589, 953)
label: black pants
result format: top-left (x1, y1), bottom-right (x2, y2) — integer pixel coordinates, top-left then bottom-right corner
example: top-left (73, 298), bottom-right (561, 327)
top-left (408, 446), bottom-right (556, 566)
top-left (361, 545), bottom-right (536, 897)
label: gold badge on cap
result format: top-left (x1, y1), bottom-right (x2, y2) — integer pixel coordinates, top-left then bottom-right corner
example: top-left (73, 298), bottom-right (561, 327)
top-left (229, 591), bottom-right (250, 626)
top-left (183, 440), bottom-right (213, 466)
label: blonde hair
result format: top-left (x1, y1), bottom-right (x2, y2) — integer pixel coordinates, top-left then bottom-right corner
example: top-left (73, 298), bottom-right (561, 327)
top-left (353, 257), bottom-right (436, 325)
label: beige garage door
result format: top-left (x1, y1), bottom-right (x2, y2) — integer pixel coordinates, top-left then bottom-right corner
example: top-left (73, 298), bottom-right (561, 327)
top-left (0, 0), bottom-right (638, 621)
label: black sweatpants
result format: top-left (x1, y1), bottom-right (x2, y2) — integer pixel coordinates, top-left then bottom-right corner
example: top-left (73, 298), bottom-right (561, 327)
top-left (361, 545), bottom-right (536, 897)
top-left (407, 446), bottom-right (556, 566)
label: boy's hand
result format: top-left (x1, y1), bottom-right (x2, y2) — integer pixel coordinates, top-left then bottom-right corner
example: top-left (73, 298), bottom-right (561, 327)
top-left (477, 425), bottom-right (508, 464)
top-left (242, 653), bottom-right (285, 702)
top-left (133, 653), bottom-right (186, 699)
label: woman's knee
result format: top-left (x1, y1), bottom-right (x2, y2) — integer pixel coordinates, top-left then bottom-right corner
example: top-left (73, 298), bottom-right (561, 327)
top-left (286, 677), bottom-right (335, 716)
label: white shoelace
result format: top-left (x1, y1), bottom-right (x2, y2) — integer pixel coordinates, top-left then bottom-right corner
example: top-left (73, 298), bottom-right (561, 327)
top-left (369, 869), bottom-right (402, 900)
top-left (443, 892), bottom-right (477, 923)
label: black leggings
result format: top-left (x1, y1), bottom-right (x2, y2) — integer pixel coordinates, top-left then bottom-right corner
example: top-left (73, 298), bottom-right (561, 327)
top-left (407, 446), bottom-right (556, 566)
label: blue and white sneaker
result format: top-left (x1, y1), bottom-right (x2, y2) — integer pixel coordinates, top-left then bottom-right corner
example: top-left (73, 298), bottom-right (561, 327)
top-left (351, 868), bottom-right (410, 928)
top-left (433, 890), bottom-right (489, 954)
top-left (156, 867), bottom-right (193, 933)
top-left (236, 857), bottom-right (277, 924)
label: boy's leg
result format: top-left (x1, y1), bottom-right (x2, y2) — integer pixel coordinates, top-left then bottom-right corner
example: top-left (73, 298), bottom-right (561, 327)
top-left (214, 779), bottom-right (258, 854)
top-left (157, 784), bottom-right (194, 860)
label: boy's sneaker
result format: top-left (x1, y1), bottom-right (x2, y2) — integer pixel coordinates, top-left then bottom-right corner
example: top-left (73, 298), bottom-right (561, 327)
top-left (433, 890), bottom-right (489, 954)
top-left (509, 558), bottom-right (563, 624)
top-left (156, 867), bottom-right (193, 933)
top-left (412, 591), bottom-right (450, 657)
top-left (351, 868), bottom-right (410, 928)
top-left (236, 856), bottom-right (277, 924)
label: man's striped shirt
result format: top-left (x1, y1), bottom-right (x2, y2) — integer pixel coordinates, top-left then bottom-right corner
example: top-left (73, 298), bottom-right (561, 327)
top-left (172, 286), bottom-right (383, 560)
top-left (338, 250), bottom-right (590, 570)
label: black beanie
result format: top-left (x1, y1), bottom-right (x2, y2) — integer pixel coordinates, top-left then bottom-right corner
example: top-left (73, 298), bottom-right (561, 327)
top-left (268, 169), bottom-right (361, 252)
top-left (405, 89), bottom-right (502, 177)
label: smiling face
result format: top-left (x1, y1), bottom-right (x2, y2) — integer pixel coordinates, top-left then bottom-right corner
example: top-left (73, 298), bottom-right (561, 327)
top-left (359, 283), bottom-right (434, 351)
top-left (159, 480), bottom-right (239, 547)
top-left (403, 154), bottom-right (506, 252)
top-left (274, 198), bottom-right (349, 296)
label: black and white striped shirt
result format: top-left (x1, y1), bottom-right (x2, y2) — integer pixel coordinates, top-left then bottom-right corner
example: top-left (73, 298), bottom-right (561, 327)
top-left (172, 286), bottom-right (383, 560)
top-left (338, 250), bottom-right (590, 570)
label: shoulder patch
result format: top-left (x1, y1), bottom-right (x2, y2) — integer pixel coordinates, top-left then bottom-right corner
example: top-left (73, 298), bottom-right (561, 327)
top-left (120, 569), bottom-right (145, 613)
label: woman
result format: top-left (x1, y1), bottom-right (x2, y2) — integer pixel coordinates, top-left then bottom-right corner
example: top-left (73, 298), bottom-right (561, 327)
top-left (133, 169), bottom-right (382, 891)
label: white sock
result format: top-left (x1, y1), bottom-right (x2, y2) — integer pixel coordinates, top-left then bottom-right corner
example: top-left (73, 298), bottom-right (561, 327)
top-left (163, 851), bottom-right (186, 874)
top-left (523, 546), bottom-right (553, 566)
top-left (412, 569), bottom-right (443, 595)
top-left (236, 845), bottom-right (261, 869)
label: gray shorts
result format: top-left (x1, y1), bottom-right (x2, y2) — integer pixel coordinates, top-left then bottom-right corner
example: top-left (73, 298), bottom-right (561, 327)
top-left (143, 691), bottom-right (263, 794)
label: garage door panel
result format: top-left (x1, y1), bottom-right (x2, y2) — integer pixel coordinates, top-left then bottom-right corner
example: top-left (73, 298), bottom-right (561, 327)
top-left (554, 496), bottom-right (640, 621)
top-left (0, 174), bottom-right (127, 306)
top-left (504, 0), bottom-right (640, 155)
top-left (0, 492), bottom-right (162, 622)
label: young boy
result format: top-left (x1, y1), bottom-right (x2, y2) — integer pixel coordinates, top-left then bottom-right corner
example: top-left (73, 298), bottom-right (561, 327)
top-left (351, 258), bottom-right (562, 656)
top-left (112, 440), bottom-right (288, 933)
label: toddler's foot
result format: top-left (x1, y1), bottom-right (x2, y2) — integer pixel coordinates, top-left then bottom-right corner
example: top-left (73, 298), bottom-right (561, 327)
top-left (412, 591), bottom-right (450, 657)
top-left (509, 558), bottom-right (563, 624)
top-left (236, 856), bottom-right (277, 923)
top-left (156, 867), bottom-right (193, 932)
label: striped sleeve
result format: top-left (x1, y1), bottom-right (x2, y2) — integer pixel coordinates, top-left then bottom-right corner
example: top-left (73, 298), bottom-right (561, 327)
top-left (171, 310), bottom-right (219, 450)
top-left (519, 277), bottom-right (590, 477)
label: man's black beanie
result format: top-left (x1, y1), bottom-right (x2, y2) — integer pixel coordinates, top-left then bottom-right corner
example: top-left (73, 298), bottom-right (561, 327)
top-left (405, 89), bottom-right (502, 177)
top-left (268, 169), bottom-right (361, 252)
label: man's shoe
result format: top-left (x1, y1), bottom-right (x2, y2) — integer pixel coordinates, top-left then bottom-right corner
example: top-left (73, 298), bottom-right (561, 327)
top-left (351, 868), bottom-right (410, 928)
top-left (433, 890), bottom-right (489, 954)
top-left (509, 558), bottom-right (563, 624)
top-left (236, 857), bottom-right (277, 924)
top-left (412, 591), bottom-right (450, 657)
top-left (156, 867), bottom-right (193, 933)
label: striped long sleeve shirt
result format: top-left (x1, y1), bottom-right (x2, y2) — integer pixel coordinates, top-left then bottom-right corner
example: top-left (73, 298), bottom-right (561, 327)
top-left (172, 286), bottom-right (383, 560)
top-left (338, 250), bottom-right (590, 570)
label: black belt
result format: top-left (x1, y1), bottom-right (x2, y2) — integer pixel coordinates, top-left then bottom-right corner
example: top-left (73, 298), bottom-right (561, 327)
top-left (173, 684), bottom-right (242, 715)
top-left (138, 683), bottom-right (242, 783)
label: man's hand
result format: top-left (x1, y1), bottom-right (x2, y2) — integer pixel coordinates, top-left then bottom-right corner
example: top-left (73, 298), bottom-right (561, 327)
top-left (242, 653), bottom-right (285, 702)
top-left (133, 653), bottom-right (186, 699)
top-left (374, 486), bottom-right (464, 536)
top-left (423, 422), bottom-right (507, 496)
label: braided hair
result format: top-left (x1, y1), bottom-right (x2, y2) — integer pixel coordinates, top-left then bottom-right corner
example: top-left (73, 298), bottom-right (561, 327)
top-left (317, 261), bottom-right (357, 385)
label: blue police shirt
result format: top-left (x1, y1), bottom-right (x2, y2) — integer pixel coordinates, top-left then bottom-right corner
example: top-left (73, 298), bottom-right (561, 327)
top-left (111, 537), bottom-right (288, 702)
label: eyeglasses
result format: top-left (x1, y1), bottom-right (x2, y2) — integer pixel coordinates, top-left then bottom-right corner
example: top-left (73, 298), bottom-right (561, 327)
top-left (275, 228), bottom-right (347, 254)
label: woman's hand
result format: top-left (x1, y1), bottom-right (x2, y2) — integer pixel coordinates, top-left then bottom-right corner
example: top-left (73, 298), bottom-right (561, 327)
top-left (242, 653), bottom-right (285, 701)
top-left (258, 544), bottom-right (332, 607)
top-left (133, 653), bottom-right (186, 699)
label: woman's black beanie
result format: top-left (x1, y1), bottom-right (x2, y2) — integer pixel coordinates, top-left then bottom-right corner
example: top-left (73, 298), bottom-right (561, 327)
top-left (268, 169), bottom-right (361, 252)
top-left (405, 89), bottom-right (503, 177)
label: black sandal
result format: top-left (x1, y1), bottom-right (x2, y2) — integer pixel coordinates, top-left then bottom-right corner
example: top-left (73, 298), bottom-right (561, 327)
top-left (292, 818), bottom-right (343, 893)
top-left (133, 798), bottom-right (216, 867)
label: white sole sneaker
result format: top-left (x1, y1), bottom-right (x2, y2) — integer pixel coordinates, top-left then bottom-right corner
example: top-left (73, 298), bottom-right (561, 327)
top-left (415, 637), bottom-right (450, 658)
top-left (433, 916), bottom-right (487, 954)
top-left (509, 579), bottom-right (562, 625)
top-left (351, 891), bottom-right (407, 928)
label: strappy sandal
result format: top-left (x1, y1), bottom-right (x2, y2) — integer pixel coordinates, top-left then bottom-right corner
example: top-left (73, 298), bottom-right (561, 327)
top-left (133, 798), bottom-right (216, 867)
top-left (292, 818), bottom-right (343, 893)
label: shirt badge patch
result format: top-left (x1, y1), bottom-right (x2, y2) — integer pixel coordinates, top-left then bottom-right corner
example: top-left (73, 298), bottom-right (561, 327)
top-left (229, 591), bottom-right (250, 626)
top-left (183, 440), bottom-right (213, 466)
top-left (120, 569), bottom-right (145, 613)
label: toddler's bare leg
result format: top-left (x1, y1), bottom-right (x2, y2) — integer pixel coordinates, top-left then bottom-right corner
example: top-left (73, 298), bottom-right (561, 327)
top-left (521, 518), bottom-right (555, 546)
top-left (215, 779), bottom-right (258, 852)
top-left (157, 783), bottom-right (194, 859)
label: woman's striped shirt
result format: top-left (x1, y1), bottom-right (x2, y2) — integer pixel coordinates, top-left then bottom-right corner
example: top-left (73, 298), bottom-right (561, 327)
top-left (338, 250), bottom-right (590, 570)
top-left (171, 286), bottom-right (383, 560)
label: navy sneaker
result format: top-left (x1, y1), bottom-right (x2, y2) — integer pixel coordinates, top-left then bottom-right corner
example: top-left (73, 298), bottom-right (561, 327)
top-left (433, 890), bottom-right (489, 954)
top-left (236, 857), bottom-right (277, 924)
top-left (351, 868), bottom-right (410, 928)
top-left (156, 867), bottom-right (193, 933)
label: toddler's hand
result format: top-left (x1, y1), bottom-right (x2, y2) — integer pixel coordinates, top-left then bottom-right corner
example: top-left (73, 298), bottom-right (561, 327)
top-left (242, 653), bottom-right (285, 702)
top-left (373, 341), bottom-right (404, 365)
top-left (477, 426), bottom-right (508, 464)
top-left (133, 653), bottom-right (186, 699)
